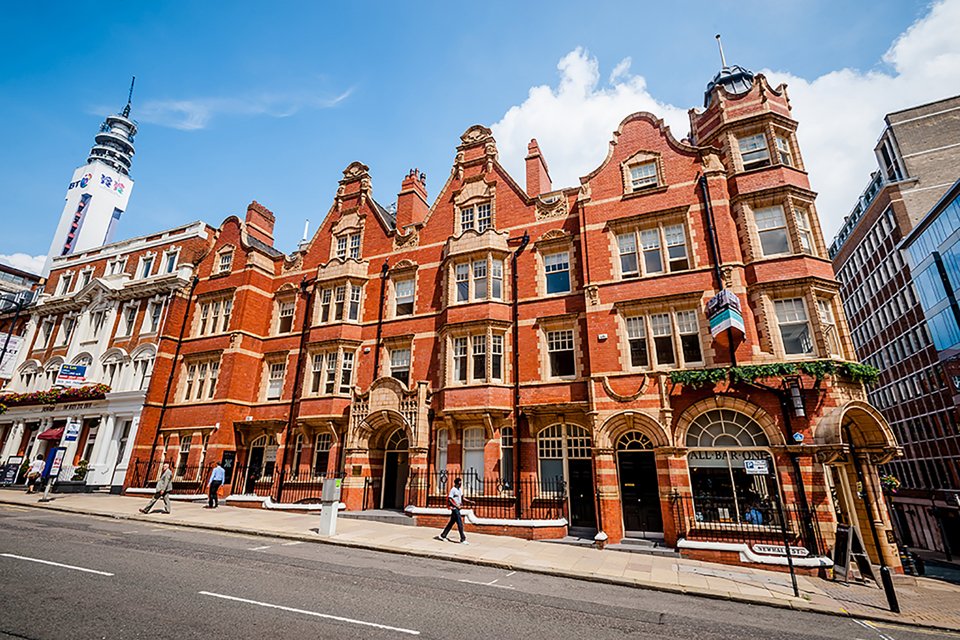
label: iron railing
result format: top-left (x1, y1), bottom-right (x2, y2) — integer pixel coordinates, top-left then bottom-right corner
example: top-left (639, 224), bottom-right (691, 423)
top-left (128, 459), bottom-right (215, 494)
top-left (672, 493), bottom-right (825, 556)
top-left (407, 470), bottom-right (567, 521)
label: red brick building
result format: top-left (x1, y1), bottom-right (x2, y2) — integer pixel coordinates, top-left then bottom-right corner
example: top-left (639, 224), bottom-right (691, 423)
top-left (125, 66), bottom-right (901, 571)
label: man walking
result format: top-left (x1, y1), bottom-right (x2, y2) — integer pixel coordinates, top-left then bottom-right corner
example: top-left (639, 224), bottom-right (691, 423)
top-left (437, 477), bottom-right (473, 544)
top-left (24, 454), bottom-right (45, 494)
top-left (206, 460), bottom-right (225, 508)
top-left (140, 462), bottom-right (173, 514)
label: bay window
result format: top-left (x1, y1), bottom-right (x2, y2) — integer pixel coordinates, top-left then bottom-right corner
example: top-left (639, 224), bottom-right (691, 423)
top-left (738, 133), bottom-right (771, 170)
top-left (453, 337), bottom-right (468, 382)
top-left (774, 298), bottom-right (814, 355)
top-left (795, 208), bottom-right (815, 255)
top-left (309, 348), bottom-right (356, 396)
top-left (448, 331), bottom-right (507, 384)
top-left (622, 309), bottom-right (703, 369)
top-left (451, 256), bottom-right (505, 304)
top-left (754, 206), bottom-right (790, 256)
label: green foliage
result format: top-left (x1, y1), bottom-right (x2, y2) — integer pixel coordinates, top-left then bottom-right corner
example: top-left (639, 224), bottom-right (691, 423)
top-left (669, 360), bottom-right (881, 389)
top-left (71, 459), bottom-right (90, 482)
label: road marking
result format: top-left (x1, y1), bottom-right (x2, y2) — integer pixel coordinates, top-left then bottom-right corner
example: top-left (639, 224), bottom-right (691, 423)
top-left (281, 541), bottom-right (303, 546)
top-left (1, 553), bottom-right (114, 576)
top-left (198, 591), bottom-right (420, 635)
top-left (458, 578), bottom-right (516, 590)
top-left (504, 571), bottom-right (516, 577)
top-left (248, 545), bottom-right (272, 551)
top-left (852, 620), bottom-right (896, 640)
top-left (861, 619), bottom-right (960, 638)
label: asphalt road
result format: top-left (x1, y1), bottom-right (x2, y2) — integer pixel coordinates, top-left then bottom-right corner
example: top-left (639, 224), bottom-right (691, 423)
top-left (0, 505), bottom-right (950, 640)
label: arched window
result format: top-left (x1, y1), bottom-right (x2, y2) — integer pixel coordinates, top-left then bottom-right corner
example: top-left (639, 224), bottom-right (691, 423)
top-left (44, 359), bottom-right (63, 389)
top-left (249, 434), bottom-right (277, 479)
top-left (617, 431), bottom-right (653, 451)
top-left (537, 423), bottom-right (591, 491)
top-left (18, 363), bottom-right (40, 392)
top-left (385, 428), bottom-right (408, 451)
top-left (102, 352), bottom-right (127, 389)
top-left (685, 409), bottom-right (777, 525)
top-left (132, 347), bottom-right (156, 391)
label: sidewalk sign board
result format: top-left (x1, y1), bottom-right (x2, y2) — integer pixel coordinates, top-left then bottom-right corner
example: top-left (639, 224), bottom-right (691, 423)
top-left (0, 455), bottom-right (24, 485)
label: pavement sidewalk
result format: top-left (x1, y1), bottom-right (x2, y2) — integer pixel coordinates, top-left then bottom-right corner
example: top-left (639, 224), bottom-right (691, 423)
top-left (2, 489), bottom-right (958, 633)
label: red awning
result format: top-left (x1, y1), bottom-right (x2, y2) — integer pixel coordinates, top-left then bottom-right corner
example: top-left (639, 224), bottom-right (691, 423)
top-left (37, 427), bottom-right (64, 441)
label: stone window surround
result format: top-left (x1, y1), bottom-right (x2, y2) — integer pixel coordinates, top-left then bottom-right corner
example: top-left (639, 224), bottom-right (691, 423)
top-left (726, 119), bottom-right (805, 174)
top-left (216, 246), bottom-right (235, 274)
top-left (273, 287), bottom-right (299, 335)
top-left (178, 351), bottom-right (223, 404)
top-left (380, 334), bottom-right (415, 384)
top-left (453, 178), bottom-right (496, 236)
top-left (441, 320), bottom-right (511, 388)
top-left (387, 261), bottom-right (419, 320)
top-left (193, 290), bottom-right (236, 337)
top-left (139, 294), bottom-right (167, 336)
top-left (535, 313), bottom-right (582, 382)
top-left (620, 150), bottom-right (667, 197)
top-left (446, 252), bottom-right (506, 307)
top-left (305, 340), bottom-right (360, 397)
top-left (314, 278), bottom-right (365, 325)
top-left (136, 251), bottom-right (158, 280)
top-left (735, 187), bottom-right (823, 261)
top-left (753, 279), bottom-right (845, 360)
top-left (330, 212), bottom-right (364, 262)
top-left (614, 292), bottom-right (707, 372)
top-left (260, 352), bottom-right (290, 402)
top-left (533, 232), bottom-right (578, 298)
top-left (607, 207), bottom-right (695, 280)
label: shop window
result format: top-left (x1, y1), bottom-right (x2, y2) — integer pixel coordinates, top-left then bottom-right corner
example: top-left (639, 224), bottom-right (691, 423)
top-left (774, 298), bottom-right (814, 355)
top-left (686, 409), bottom-right (777, 525)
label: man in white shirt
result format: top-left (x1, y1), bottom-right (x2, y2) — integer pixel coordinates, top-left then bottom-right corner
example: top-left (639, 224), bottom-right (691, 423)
top-left (437, 477), bottom-right (473, 544)
top-left (25, 454), bottom-right (45, 494)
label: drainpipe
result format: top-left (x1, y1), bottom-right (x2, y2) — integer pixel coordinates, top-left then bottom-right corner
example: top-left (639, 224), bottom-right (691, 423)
top-left (511, 231), bottom-right (529, 520)
top-left (273, 277), bottom-right (317, 500)
top-left (146, 275), bottom-right (199, 475)
top-left (696, 173), bottom-right (736, 367)
top-left (372, 260), bottom-right (390, 378)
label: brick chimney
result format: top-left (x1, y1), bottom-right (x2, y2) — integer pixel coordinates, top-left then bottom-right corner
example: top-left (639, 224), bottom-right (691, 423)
top-left (525, 139), bottom-right (552, 197)
top-left (245, 201), bottom-right (275, 246)
top-left (395, 169), bottom-right (429, 231)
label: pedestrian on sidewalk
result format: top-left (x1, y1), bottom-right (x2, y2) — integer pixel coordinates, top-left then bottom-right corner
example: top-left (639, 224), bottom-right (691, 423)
top-left (206, 460), bottom-right (225, 508)
top-left (140, 462), bottom-right (173, 514)
top-left (437, 477), bottom-right (473, 544)
top-left (25, 454), bottom-right (45, 494)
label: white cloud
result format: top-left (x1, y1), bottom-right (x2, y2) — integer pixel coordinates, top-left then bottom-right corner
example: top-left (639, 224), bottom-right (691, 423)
top-left (103, 88), bottom-right (354, 131)
top-left (492, 0), bottom-right (960, 241)
top-left (492, 47), bottom-right (689, 192)
top-left (0, 253), bottom-right (44, 274)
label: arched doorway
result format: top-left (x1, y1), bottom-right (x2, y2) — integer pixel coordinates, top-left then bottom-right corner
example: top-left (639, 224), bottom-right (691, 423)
top-left (538, 422), bottom-right (595, 530)
top-left (245, 435), bottom-right (276, 494)
top-left (616, 431), bottom-right (662, 538)
top-left (381, 428), bottom-right (409, 510)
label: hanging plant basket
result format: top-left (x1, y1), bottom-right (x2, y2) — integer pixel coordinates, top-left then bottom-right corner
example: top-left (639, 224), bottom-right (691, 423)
top-left (0, 384), bottom-right (111, 408)
top-left (669, 360), bottom-right (880, 389)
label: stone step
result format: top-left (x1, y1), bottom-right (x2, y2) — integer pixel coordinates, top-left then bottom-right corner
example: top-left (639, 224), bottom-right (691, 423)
top-left (339, 509), bottom-right (417, 526)
top-left (608, 539), bottom-right (679, 557)
top-left (542, 535), bottom-right (597, 548)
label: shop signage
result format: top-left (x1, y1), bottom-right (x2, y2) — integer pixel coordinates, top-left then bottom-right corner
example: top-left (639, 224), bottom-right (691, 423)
top-left (0, 456), bottom-right (24, 485)
top-left (48, 447), bottom-right (67, 478)
top-left (705, 289), bottom-right (745, 338)
top-left (265, 445), bottom-right (278, 463)
top-left (64, 418), bottom-right (82, 443)
top-left (0, 334), bottom-right (23, 378)
top-left (744, 459), bottom-right (769, 475)
top-left (752, 544), bottom-right (810, 557)
top-left (55, 364), bottom-right (88, 388)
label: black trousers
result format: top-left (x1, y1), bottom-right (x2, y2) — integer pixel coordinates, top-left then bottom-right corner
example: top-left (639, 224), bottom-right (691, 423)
top-left (208, 481), bottom-right (222, 507)
top-left (441, 507), bottom-right (465, 541)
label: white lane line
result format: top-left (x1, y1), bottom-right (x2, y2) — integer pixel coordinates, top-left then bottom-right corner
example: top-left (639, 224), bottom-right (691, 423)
top-left (248, 545), bottom-right (272, 551)
top-left (852, 620), bottom-right (896, 640)
top-left (281, 541), bottom-right (303, 546)
top-left (458, 578), bottom-right (516, 590)
top-left (199, 591), bottom-right (420, 635)
top-left (1, 553), bottom-right (114, 576)
top-left (504, 571), bottom-right (516, 577)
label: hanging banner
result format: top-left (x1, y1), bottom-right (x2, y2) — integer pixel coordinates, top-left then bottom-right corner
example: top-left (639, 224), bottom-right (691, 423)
top-left (0, 334), bottom-right (24, 378)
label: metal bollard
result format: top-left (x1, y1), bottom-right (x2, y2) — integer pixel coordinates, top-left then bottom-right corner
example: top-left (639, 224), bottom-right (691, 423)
top-left (880, 566), bottom-right (900, 613)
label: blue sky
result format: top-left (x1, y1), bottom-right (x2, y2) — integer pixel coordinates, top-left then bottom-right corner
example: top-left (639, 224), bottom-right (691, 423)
top-left (0, 0), bottom-right (953, 272)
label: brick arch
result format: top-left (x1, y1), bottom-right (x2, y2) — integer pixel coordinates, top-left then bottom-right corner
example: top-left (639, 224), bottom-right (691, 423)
top-left (674, 396), bottom-right (785, 447)
top-left (815, 400), bottom-right (897, 450)
top-left (597, 411), bottom-right (671, 449)
top-left (360, 411), bottom-right (413, 451)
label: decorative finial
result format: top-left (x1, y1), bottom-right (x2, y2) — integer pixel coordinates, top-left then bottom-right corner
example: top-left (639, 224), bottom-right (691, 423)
top-left (122, 76), bottom-right (136, 118)
top-left (715, 34), bottom-right (727, 68)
